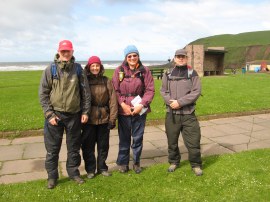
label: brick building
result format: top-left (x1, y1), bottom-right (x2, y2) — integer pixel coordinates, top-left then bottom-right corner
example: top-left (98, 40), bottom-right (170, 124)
top-left (185, 45), bottom-right (226, 77)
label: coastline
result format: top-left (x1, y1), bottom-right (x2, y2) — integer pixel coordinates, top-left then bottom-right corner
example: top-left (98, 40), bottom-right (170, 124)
top-left (0, 60), bottom-right (167, 71)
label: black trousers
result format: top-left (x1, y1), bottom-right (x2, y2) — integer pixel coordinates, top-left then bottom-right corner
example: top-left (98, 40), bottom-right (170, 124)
top-left (165, 113), bottom-right (202, 168)
top-left (81, 123), bottom-right (110, 173)
top-left (43, 112), bottom-right (82, 179)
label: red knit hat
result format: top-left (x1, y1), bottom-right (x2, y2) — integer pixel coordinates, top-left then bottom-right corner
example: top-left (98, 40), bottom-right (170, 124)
top-left (58, 40), bottom-right (73, 51)
top-left (87, 56), bottom-right (101, 66)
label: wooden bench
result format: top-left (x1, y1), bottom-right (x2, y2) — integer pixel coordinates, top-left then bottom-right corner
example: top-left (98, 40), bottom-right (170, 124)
top-left (150, 69), bottom-right (164, 79)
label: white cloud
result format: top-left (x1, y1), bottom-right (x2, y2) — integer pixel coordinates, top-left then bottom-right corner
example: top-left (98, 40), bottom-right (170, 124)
top-left (0, 0), bottom-right (77, 61)
top-left (92, 16), bottom-right (111, 24)
top-left (0, 0), bottom-right (270, 62)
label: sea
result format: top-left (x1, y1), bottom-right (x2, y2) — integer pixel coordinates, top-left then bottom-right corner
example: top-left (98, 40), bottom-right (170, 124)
top-left (0, 60), bottom-right (167, 71)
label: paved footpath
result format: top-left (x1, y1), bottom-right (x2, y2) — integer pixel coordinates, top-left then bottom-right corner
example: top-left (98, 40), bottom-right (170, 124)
top-left (1, 113), bottom-right (270, 184)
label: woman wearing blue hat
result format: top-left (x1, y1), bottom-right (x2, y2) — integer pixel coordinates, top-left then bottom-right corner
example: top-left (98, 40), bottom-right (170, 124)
top-left (112, 45), bottom-right (155, 174)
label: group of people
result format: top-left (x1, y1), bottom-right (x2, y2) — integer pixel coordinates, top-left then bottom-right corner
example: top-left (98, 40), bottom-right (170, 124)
top-left (39, 40), bottom-right (203, 189)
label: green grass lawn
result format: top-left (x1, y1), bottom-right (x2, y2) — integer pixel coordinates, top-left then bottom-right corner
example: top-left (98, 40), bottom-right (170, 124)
top-left (1, 149), bottom-right (269, 201)
top-left (191, 30), bottom-right (270, 48)
top-left (1, 70), bottom-right (270, 131)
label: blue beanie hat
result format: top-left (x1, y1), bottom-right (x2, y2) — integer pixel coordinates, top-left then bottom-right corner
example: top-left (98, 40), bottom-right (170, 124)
top-left (124, 45), bottom-right (139, 57)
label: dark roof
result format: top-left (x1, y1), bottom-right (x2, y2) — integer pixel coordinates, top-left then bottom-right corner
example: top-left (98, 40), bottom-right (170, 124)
top-left (204, 47), bottom-right (227, 54)
top-left (205, 49), bottom-right (227, 54)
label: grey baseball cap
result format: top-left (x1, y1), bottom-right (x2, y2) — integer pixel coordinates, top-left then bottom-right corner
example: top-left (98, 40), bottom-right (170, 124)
top-left (175, 49), bottom-right (187, 56)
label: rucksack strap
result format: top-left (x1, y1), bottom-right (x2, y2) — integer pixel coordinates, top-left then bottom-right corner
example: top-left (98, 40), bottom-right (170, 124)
top-left (120, 65), bottom-right (145, 81)
top-left (166, 67), bottom-right (193, 81)
top-left (51, 63), bottom-right (82, 80)
top-left (188, 68), bottom-right (193, 79)
top-left (51, 63), bottom-right (58, 79)
top-left (168, 76), bottom-right (191, 81)
top-left (75, 63), bottom-right (82, 77)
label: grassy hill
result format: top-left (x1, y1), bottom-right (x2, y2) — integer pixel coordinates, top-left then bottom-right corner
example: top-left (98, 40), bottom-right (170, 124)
top-left (189, 30), bottom-right (270, 69)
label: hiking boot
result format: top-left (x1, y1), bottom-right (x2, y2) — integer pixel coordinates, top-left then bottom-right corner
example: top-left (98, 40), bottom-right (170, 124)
top-left (47, 179), bottom-right (57, 189)
top-left (72, 176), bottom-right (85, 184)
top-left (192, 167), bottom-right (203, 176)
top-left (119, 165), bottom-right (129, 173)
top-left (167, 164), bottom-right (179, 172)
top-left (133, 164), bottom-right (142, 174)
top-left (87, 173), bottom-right (95, 179)
top-left (100, 170), bottom-right (112, 177)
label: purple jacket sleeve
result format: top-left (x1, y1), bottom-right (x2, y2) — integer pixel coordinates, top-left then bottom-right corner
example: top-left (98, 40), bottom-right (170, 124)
top-left (140, 67), bottom-right (155, 107)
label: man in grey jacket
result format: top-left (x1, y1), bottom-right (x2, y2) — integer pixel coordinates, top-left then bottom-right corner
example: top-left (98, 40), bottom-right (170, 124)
top-left (160, 49), bottom-right (203, 176)
top-left (39, 40), bottom-right (91, 188)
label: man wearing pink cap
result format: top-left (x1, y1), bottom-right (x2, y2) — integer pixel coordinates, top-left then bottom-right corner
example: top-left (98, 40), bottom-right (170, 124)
top-left (39, 40), bottom-right (91, 189)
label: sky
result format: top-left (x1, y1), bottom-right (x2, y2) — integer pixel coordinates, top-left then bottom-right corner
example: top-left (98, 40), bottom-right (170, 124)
top-left (1, 0), bottom-right (270, 62)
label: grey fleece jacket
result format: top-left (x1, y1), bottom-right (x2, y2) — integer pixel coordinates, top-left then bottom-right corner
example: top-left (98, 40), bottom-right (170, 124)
top-left (160, 65), bottom-right (201, 114)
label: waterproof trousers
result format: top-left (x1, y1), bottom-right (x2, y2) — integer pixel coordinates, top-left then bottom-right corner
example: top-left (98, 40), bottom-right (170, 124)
top-left (117, 114), bottom-right (146, 166)
top-left (81, 123), bottom-right (110, 173)
top-left (165, 112), bottom-right (202, 168)
top-left (44, 112), bottom-right (82, 179)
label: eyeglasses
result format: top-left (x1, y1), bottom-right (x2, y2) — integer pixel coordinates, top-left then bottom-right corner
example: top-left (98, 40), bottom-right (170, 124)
top-left (175, 55), bottom-right (186, 59)
top-left (127, 54), bottom-right (138, 59)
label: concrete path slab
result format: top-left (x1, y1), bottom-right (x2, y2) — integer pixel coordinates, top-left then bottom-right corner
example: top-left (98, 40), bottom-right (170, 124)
top-left (155, 125), bottom-right (165, 131)
top-left (201, 127), bottom-right (228, 138)
top-left (231, 121), bottom-right (267, 131)
top-left (199, 120), bottom-right (216, 127)
top-left (250, 129), bottom-right (270, 140)
top-left (107, 144), bottom-right (118, 164)
top-left (209, 134), bottom-right (255, 146)
top-left (247, 139), bottom-right (270, 150)
top-left (11, 136), bottom-right (44, 145)
top-left (227, 144), bottom-right (249, 153)
top-left (0, 159), bottom-right (44, 175)
top-left (0, 145), bottom-right (24, 161)
top-left (0, 171), bottom-right (47, 184)
top-left (109, 135), bottom-right (119, 146)
top-left (201, 143), bottom-right (234, 156)
top-left (236, 116), bottom-right (267, 123)
top-left (201, 136), bottom-right (214, 145)
top-left (210, 124), bottom-right (249, 135)
top-left (141, 142), bottom-right (167, 159)
top-left (256, 121), bottom-right (270, 129)
top-left (209, 117), bottom-right (242, 125)
top-left (23, 143), bottom-right (46, 159)
top-left (0, 139), bottom-right (11, 146)
top-left (143, 131), bottom-right (167, 141)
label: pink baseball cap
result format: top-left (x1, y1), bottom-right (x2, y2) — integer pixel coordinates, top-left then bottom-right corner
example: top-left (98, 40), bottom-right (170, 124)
top-left (58, 40), bottom-right (73, 51)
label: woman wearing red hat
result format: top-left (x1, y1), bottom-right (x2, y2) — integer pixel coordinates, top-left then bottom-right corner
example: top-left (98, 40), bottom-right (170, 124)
top-left (81, 56), bottom-right (118, 178)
